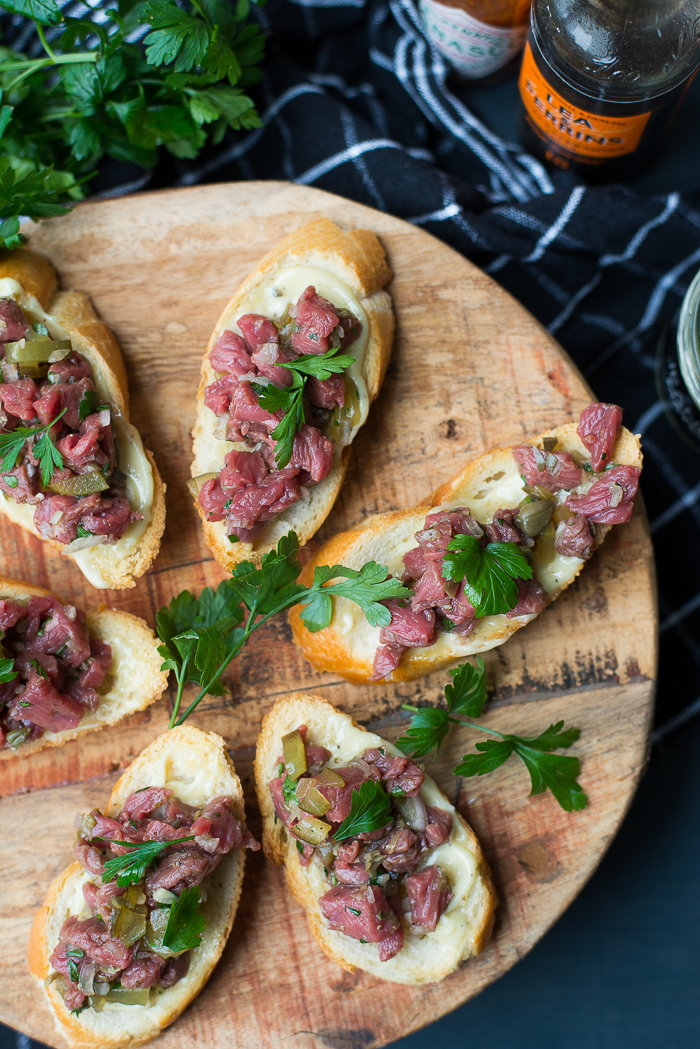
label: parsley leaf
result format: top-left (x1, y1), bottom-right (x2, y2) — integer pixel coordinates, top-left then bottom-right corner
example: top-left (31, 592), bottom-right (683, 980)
top-left (163, 885), bottom-right (206, 951)
top-left (0, 657), bottom-right (17, 684)
top-left (282, 775), bottom-right (297, 805)
top-left (156, 580), bottom-right (244, 725)
top-left (334, 779), bottom-right (392, 841)
top-left (445, 657), bottom-right (487, 717)
top-left (442, 536), bottom-right (532, 617)
top-left (78, 390), bottom-right (108, 421)
top-left (298, 562), bottom-right (412, 632)
top-left (0, 408), bottom-right (66, 486)
top-left (100, 837), bottom-right (194, 887)
top-left (454, 721), bottom-right (586, 813)
top-left (227, 530), bottom-right (306, 617)
top-left (396, 659), bottom-right (487, 759)
top-left (255, 347), bottom-right (356, 469)
top-left (395, 706), bottom-right (451, 760)
top-left (1, 0), bottom-right (61, 26)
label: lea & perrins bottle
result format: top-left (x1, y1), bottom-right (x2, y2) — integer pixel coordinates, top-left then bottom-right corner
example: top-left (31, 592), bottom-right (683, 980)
top-left (516, 0), bottom-right (700, 179)
top-left (420, 0), bottom-right (531, 81)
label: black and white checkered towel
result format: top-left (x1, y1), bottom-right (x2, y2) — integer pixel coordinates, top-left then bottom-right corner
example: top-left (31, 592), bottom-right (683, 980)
top-left (2, 1), bottom-right (700, 1043)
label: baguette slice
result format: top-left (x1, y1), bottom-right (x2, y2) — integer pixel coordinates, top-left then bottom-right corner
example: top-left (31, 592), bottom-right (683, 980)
top-left (191, 218), bottom-right (394, 570)
top-left (0, 575), bottom-right (167, 760)
top-left (254, 692), bottom-right (497, 985)
top-left (0, 248), bottom-right (166, 589)
top-left (289, 420), bottom-right (643, 683)
top-left (29, 725), bottom-right (250, 1048)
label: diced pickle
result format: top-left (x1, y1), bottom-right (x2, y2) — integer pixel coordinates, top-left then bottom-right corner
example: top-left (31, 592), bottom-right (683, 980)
top-left (293, 816), bottom-right (330, 846)
top-left (113, 907), bottom-right (147, 947)
top-left (144, 906), bottom-right (185, 959)
top-left (187, 473), bottom-right (218, 500)
top-left (534, 522), bottom-right (557, 564)
top-left (331, 376), bottom-right (361, 446)
top-left (282, 729), bottom-right (307, 781)
top-left (48, 472), bottom-right (110, 497)
top-left (552, 504), bottom-right (574, 526)
top-left (524, 483), bottom-right (555, 502)
top-left (6, 333), bottom-right (72, 377)
top-left (314, 767), bottom-right (344, 787)
top-left (6, 727), bottom-right (29, 750)
top-left (515, 498), bottom-right (555, 537)
top-left (125, 886), bottom-right (147, 909)
top-left (542, 436), bottom-right (558, 453)
top-left (104, 986), bottom-right (151, 1007)
top-left (298, 785), bottom-right (332, 818)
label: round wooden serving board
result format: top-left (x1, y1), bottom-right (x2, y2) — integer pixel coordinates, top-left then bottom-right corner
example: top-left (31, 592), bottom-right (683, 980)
top-left (0, 182), bottom-right (656, 1049)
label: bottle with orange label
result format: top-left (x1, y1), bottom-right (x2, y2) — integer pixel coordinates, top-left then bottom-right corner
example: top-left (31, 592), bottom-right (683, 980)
top-left (516, 0), bottom-right (700, 179)
top-left (420, 0), bottom-right (531, 81)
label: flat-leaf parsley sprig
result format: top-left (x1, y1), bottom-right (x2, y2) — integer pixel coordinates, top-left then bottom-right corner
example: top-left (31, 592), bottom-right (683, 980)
top-left (99, 836), bottom-right (195, 887)
top-left (157, 530), bottom-right (410, 727)
top-left (442, 537), bottom-right (532, 618)
top-left (396, 660), bottom-right (586, 812)
top-left (253, 346), bottom-right (356, 469)
top-left (0, 0), bottom-right (266, 248)
top-left (0, 407), bottom-right (66, 485)
top-left (334, 780), bottom-right (392, 841)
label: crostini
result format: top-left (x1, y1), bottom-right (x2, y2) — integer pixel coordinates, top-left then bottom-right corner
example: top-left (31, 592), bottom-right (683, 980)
top-left (0, 248), bottom-right (166, 589)
top-left (0, 576), bottom-right (167, 759)
top-left (289, 403), bottom-right (643, 682)
top-left (254, 692), bottom-right (497, 985)
top-left (190, 218), bottom-right (394, 569)
top-left (29, 725), bottom-right (259, 1048)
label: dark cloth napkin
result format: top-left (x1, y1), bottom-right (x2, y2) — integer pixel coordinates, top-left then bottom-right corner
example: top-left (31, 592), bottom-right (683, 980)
top-left (2, 1), bottom-right (700, 1046)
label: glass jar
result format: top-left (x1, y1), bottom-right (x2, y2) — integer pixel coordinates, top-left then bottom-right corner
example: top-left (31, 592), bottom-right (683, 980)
top-left (656, 268), bottom-right (700, 453)
top-left (678, 268), bottom-right (700, 411)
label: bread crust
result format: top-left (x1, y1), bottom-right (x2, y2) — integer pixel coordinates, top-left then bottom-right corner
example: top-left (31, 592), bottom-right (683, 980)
top-left (254, 692), bottom-right (498, 985)
top-left (0, 575), bottom-right (168, 761)
top-left (28, 726), bottom-right (250, 1048)
top-left (289, 420), bottom-right (644, 683)
top-left (0, 248), bottom-right (166, 589)
top-left (191, 219), bottom-right (394, 570)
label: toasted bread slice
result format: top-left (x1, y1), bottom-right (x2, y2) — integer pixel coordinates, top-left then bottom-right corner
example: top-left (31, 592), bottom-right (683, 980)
top-left (289, 421), bottom-right (643, 683)
top-left (191, 218), bottom-right (394, 570)
top-left (28, 725), bottom-right (250, 1048)
top-left (254, 692), bottom-right (497, 985)
top-left (0, 248), bottom-right (166, 589)
top-left (0, 575), bottom-right (167, 760)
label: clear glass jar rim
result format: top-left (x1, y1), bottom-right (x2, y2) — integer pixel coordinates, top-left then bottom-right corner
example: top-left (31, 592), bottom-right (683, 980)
top-left (677, 267), bottom-right (700, 413)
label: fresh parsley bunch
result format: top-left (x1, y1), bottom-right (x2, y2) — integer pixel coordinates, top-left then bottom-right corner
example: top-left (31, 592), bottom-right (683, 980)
top-left (157, 530), bottom-right (411, 727)
top-left (397, 659), bottom-right (587, 812)
top-left (0, 0), bottom-right (266, 248)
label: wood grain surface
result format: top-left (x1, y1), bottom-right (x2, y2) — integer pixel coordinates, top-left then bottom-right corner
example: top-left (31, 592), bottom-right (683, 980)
top-left (0, 182), bottom-right (657, 1049)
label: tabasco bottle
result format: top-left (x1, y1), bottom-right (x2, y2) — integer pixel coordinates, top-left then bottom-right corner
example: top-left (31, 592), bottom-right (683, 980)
top-left (516, 0), bottom-right (700, 179)
top-left (420, 0), bottom-right (532, 80)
